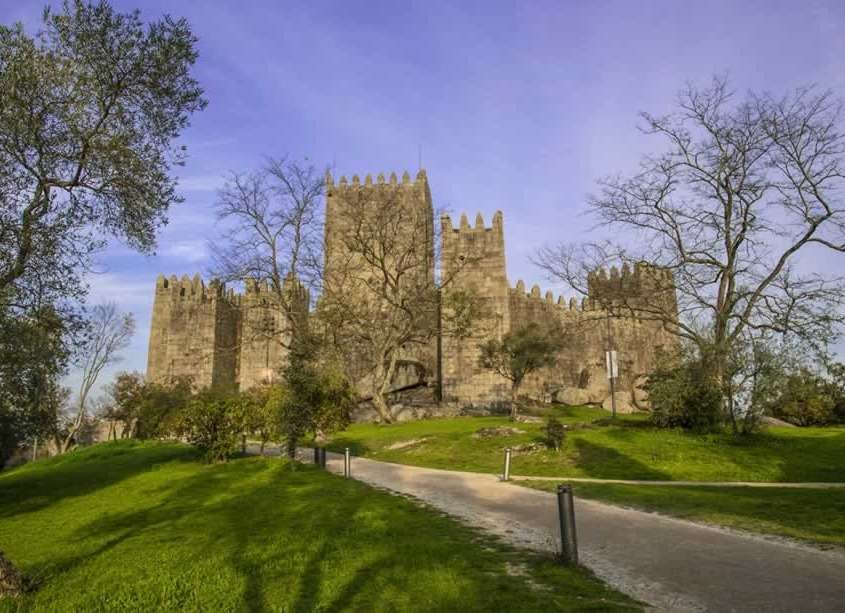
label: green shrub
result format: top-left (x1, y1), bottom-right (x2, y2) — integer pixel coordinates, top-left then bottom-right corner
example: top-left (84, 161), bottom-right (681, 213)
top-left (646, 359), bottom-right (723, 432)
top-left (768, 369), bottom-right (835, 426)
top-left (178, 389), bottom-right (243, 462)
top-left (541, 417), bottom-right (566, 450)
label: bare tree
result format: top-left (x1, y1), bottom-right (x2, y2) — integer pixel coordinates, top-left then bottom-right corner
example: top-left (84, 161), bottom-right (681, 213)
top-left (536, 77), bottom-right (845, 423)
top-left (59, 303), bottom-right (134, 453)
top-left (318, 176), bottom-right (472, 422)
top-left (211, 157), bottom-right (323, 351)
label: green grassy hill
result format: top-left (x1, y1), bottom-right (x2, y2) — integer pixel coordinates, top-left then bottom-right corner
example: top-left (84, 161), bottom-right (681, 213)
top-left (0, 441), bottom-right (637, 612)
top-left (325, 407), bottom-right (845, 482)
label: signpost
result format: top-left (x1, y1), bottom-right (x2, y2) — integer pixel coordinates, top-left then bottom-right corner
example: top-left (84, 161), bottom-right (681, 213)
top-left (605, 349), bottom-right (619, 418)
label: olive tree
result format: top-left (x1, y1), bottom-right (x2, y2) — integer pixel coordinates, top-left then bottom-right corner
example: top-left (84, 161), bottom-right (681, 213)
top-left (0, 0), bottom-right (206, 309)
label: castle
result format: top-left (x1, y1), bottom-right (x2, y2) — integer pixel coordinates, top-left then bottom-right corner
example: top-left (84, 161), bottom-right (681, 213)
top-left (147, 170), bottom-right (678, 413)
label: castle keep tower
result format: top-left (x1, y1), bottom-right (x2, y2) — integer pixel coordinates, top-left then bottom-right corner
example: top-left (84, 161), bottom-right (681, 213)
top-left (324, 170), bottom-right (434, 293)
top-left (323, 170), bottom-right (436, 386)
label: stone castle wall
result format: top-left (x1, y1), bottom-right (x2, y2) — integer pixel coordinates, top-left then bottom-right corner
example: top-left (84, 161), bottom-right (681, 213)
top-left (147, 170), bottom-right (678, 411)
top-left (146, 274), bottom-right (307, 390)
top-left (440, 213), bottom-right (678, 411)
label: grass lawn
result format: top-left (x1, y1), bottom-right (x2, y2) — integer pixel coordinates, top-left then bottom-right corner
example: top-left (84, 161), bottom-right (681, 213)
top-left (325, 406), bottom-right (845, 482)
top-left (0, 441), bottom-right (638, 612)
top-left (517, 481), bottom-right (845, 548)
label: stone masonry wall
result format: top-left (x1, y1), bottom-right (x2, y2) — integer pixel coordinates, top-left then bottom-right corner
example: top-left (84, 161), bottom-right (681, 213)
top-left (146, 274), bottom-right (237, 389)
top-left (440, 211), bottom-right (511, 407)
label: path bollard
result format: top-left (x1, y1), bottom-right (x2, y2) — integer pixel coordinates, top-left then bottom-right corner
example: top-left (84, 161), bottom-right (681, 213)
top-left (502, 447), bottom-right (512, 481)
top-left (319, 447), bottom-right (327, 468)
top-left (557, 484), bottom-right (579, 565)
top-left (313, 447), bottom-right (320, 466)
top-left (344, 447), bottom-right (351, 478)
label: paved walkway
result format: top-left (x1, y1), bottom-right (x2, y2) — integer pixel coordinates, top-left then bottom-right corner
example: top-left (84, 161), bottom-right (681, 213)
top-left (513, 475), bottom-right (845, 488)
top-left (253, 445), bottom-right (845, 612)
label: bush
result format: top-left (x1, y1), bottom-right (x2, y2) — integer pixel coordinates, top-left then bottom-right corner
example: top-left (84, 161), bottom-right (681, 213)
top-left (768, 369), bottom-right (835, 426)
top-left (178, 389), bottom-right (243, 462)
top-left (646, 359), bottom-right (723, 432)
top-left (542, 417), bottom-right (566, 450)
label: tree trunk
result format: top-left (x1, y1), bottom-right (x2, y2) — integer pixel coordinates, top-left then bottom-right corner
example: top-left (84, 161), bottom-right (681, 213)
top-left (510, 384), bottom-right (520, 421)
top-left (371, 351), bottom-right (398, 423)
top-left (0, 551), bottom-right (26, 598)
top-left (371, 390), bottom-right (393, 424)
top-left (31, 438), bottom-right (38, 462)
top-left (241, 433), bottom-right (247, 455)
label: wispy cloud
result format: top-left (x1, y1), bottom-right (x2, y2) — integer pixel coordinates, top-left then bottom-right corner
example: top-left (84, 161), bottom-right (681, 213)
top-left (161, 240), bottom-right (209, 264)
top-left (177, 174), bottom-right (225, 192)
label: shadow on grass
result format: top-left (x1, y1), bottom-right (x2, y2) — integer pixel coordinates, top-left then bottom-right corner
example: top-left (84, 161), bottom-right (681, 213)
top-left (573, 439), bottom-right (671, 480)
top-left (0, 441), bottom-right (198, 520)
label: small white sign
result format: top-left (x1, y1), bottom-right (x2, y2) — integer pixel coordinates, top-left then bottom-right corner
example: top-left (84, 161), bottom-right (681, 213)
top-left (605, 350), bottom-right (619, 379)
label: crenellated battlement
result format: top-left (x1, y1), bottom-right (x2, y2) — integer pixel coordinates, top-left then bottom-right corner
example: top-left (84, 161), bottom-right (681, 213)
top-left (510, 279), bottom-right (596, 312)
top-left (440, 210), bottom-right (504, 235)
top-left (326, 169), bottom-right (427, 193)
top-left (155, 273), bottom-right (233, 302)
top-left (587, 261), bottom-right (674, 305)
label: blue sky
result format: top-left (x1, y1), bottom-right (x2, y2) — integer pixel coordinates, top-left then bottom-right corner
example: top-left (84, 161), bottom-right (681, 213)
top-left (3, 0), bottom-right (845, 396)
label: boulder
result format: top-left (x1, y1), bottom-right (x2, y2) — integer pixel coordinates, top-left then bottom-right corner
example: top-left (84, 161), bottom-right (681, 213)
top-left (632, 375), bottom-right (650, 410)
top-left (602, 391), bottom-right (637, 414)
top-left (473, 426), bottom-right (526, 438)
top-left (556, 387), bottom-right (592, 406)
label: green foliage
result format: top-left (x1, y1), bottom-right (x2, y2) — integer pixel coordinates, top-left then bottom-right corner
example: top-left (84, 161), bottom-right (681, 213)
top-left (0, 1), bottom-right (206, 308)
top-left (478, 322), bottom-right (563, 417)
top-left (269, 342), bottom-right (354, 457)
top-left (826, 362), bottom-right (845, 424)
top-left (646, 356), bottom-right (723, 432)
top-left (0, 442), bottom-right (634, 611)
top-left (130, 376), bottom-right (193, 439)
top-left (767, 369), bottom-right (835, 426)
top-left (0, 304), bottom-right (72, 466)
top-left (177, 389), bottom-right (243, 462)
top-left (541, 417), bottom-right (566, 450)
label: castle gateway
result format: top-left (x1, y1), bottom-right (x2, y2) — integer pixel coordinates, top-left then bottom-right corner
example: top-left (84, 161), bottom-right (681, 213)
top-left (146, 170), bottom-right (678, 413)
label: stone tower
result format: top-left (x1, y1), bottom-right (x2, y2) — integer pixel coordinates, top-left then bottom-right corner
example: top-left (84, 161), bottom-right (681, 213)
top-left (323, 170), bottom-right (437, 385)
top-left (146, 273), bottom-right (308, 390)
top-left (146, 274), bottom-right (238, 389)
top-left (324, 170), bottom-right (434, 291)
top-left (439, 211), bottom-right (511, 406)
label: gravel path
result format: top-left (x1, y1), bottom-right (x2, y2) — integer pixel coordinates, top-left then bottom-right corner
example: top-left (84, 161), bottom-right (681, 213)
top-left (252, 445), bottom-right (845, 612)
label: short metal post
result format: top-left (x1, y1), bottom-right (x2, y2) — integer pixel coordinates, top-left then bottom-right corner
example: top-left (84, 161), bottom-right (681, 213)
top-left (502, 447), bottom-right (512, 481)
top-left (313, 447), bottom-right (319, 465)
top-left (319, 447), bottom-right (327, 468)
top-left (557, 484), bottom-right (579, 565)
top-left (344, 447), bottom-right (351, 478)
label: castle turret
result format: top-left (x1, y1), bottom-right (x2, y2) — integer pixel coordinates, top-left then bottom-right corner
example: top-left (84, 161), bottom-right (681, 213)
top-left (440, 210), bottom-right (510, 406)
top-left (146, 274), bottom-right (238, 389)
